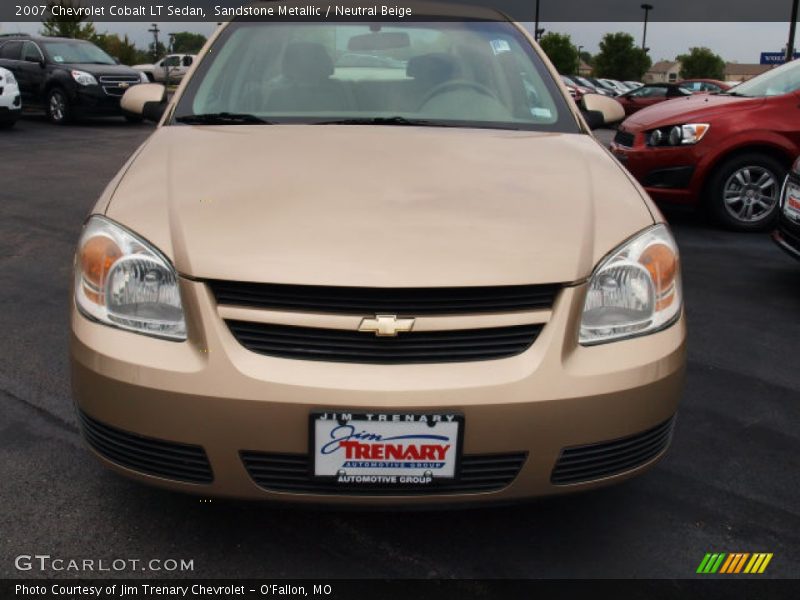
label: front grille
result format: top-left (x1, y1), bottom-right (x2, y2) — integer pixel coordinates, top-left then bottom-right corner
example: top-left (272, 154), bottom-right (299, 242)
top-left (78, 410), bottom-right (213, 484)
top-left (207, 280), bottom-right (560, 315)
top-left (98, 75), bottom-right (140, 97)
top-left (551, 417), bottom-right (675, 485)
top-left (614, 129), bottom-right (635, 147)
top-left (241, 451), bottom-right (527, 495)
top-left (225, 320), bottom-right (542, 364)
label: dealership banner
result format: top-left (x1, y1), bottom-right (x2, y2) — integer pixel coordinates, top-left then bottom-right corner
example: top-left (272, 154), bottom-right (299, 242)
top-left (3, 579), bottom-right (799, 599)
top-left (5, 0), bottom-right (800, 22)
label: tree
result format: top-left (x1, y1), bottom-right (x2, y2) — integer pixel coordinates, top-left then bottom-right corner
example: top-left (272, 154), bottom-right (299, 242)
top-left (677, 47), bottom-right (726, 80)
top-left (170, 32), bottom-right (207, 54)
top-left (93, 33), bottom-right (139, 65)
top-left (579, 50), bottom-right (593, 67)
top-left (41, 0), bottom-right (96, 40)
top-left (593, 32), bottom-right (652, 80)
top-left (538, 32), bottom-right (579, 74)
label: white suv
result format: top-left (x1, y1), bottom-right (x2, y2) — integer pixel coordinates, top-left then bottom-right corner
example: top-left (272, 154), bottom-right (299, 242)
top-left (0, 67), bottom-right (21, 128)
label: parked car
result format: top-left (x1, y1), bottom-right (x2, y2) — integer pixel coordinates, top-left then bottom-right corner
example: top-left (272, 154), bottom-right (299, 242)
top-left (600, 78), bottom-right (630, 95)
top-left (624, 80), bottom-right (644, 89)
top-left (772, 156), bottom-right (800, 260)
top-left (586, 77), bottom-right (621, 96)
top-left (678, 79), bottom-right (731, 94)
top-left (561, 75), bottom-right (593, 97)
top-left (616, 83), bottom-right (692, 116)
top-left (72, 10), bottom-right (686, 504)
top-left (560, 74), bottom-right (588, 101)
top-left (571, 75), bottom-right (606, 95)
top-left (0, 34), bottom-right (147, 124)
top-left (133, 54), bottom-right (196, 84)
top-left (0, 66), bottom-right (21, 128)
top-left (610, 58), bottom-right (800, 230)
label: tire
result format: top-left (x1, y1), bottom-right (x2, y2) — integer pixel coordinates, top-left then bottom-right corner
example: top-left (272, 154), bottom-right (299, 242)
top-left (46, 88), bottom-right (71, 125)
top-left (708, 153), bottom-right (786, 231)
top-left (145, 72), bottom-right (155, 83)
top-left (0, 119), bottom-right (16, 129)
top-left (124, 114), bottom-right (143, 124)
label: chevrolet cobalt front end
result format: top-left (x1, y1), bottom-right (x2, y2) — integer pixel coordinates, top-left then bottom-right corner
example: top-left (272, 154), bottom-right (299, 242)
top-left (71, 5), bottom-right (686, 504)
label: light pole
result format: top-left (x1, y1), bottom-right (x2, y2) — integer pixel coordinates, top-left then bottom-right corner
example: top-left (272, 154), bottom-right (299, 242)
top-left (787, 0), bottom-right (799, 62)
top-left (147, 23), bottom-right (161, 62)
top-left (576, 44), bottom-right (583, 74)
top-left (534, 0), bottom-right (545, 41)
top-left (641, 4), bottom-right (653, 51)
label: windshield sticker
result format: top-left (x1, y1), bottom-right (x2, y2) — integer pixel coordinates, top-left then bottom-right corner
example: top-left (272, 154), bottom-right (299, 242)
top-left (490, 39), bottom-right (511, 55)
top-left (531, 107), bottom-right (553, 119)
top-left (53, 56), bottom-right (64, 63)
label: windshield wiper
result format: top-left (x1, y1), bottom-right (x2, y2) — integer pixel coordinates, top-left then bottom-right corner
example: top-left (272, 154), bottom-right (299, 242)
top-left (174, 112), bottom-right (274, 125)
top-left (312, 116), bottom-right (461, 127)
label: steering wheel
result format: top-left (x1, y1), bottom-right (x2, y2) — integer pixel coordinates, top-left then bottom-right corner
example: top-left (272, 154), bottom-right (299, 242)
top-left (418, 79), bottom-right (499, 109)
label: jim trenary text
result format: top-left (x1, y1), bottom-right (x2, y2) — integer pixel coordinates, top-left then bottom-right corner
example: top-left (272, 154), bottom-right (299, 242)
top-left (15, 583), bottom-right (334, 597)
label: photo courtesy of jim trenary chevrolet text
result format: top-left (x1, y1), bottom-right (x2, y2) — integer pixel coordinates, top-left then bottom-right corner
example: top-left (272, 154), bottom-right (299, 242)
top-left (0, 0), bottom-right (798, 598)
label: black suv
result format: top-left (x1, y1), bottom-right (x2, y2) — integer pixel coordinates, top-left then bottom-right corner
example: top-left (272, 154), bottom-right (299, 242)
top-left (0, 34), bottom-right (145, 124)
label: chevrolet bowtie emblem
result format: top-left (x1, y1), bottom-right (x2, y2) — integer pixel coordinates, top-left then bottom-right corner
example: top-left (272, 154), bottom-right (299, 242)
top-left (358, 315), bottom-right (415, 337)
top-left (119, 82), bottom-right (130, 89)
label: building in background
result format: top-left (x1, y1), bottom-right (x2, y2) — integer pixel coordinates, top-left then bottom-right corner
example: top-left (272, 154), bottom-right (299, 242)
top-left (724, 62), bottom-right (774, 83)
top-left (644, 60), bottom-right (681, 83)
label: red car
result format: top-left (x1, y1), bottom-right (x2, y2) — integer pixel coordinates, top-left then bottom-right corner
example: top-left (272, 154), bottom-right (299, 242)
top-left (610, 60), bottom-right (800, 230)
top-left (616, 83), bottom-right (692, 116)
top-left (678, 78), bottom-right (731, 94)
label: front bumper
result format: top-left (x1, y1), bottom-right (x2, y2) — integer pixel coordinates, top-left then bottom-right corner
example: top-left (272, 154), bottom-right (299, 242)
top-left (772, 213), bottom-right (800, 261)
top-left (610, 139), bottom-right (703, 206)
top-left (70, 84), bottom-right (137, 116)
top-left (71, 280), bottom-right (686, 505)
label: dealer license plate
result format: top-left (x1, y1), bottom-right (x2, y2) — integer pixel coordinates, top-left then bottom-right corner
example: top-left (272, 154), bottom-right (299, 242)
top-left (312, 412), bottom-right (462, 485)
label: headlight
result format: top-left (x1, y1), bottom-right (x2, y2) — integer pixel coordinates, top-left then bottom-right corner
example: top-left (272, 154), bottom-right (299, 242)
top-left (3, 71), bottom-right (16, 85)
top-left (71, 70), bottom-right (98, 86)
top-left (139, 70), bottom-right (149, 83)
top-left (580, 224), bottom-right (682, 345)
top-left (647, 123), bottom-right (710, 146)
top-left (74, 216), bottom-right (186, 340)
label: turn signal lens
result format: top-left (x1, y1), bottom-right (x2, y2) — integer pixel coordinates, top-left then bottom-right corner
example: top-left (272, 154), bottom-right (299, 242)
top-left (639, 243), bottom-right (678, 310)
top-left (79, 235), bottom-right (122, 304)
top-left (580, 224), bottom-right (682, 345)
top-left (74, 216), bottom-right (186, 341)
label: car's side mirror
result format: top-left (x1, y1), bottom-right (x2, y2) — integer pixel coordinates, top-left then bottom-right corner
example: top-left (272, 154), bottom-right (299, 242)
top-left (121, 83), bottom-right (167, 123)
top-left (580, 93), bottom-right (625, 129)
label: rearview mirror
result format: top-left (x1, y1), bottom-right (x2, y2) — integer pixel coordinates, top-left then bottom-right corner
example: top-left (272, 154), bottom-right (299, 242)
top-left (348, 32), bottom-right (411, 51)
top-left (580, 93), bottom-right (625, 129)
top-left (121, 83), bottom-right (167, 123)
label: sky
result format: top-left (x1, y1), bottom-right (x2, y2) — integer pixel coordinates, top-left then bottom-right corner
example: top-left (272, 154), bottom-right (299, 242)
top-left (0, 20), bottom-right (794, 64)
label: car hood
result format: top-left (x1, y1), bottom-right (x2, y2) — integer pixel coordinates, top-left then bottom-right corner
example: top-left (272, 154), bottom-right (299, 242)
top-left (66, 63), bottom-right (142, 77)
top-left (622, 93), bottom-right (765, 131)
top-left (104, 125), bottom-right (654, 287)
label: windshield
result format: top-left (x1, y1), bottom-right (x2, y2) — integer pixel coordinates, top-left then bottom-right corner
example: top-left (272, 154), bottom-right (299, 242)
top-left (42, 41), bottom-right (115, 65)
top-left (173, 21), bottom-right (577, 131)
top-left (727, 59), bottom-right (800, 97)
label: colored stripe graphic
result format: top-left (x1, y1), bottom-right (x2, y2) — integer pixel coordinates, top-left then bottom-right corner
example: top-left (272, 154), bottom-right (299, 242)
top-left (700, 552), bottom-right (773, 574)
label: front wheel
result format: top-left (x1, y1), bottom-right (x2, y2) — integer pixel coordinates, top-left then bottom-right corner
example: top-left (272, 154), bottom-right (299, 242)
top-left (124, 114), bottom-right (143, 124)
top-left (46, 88), bottom-right (71, 125)
top-left (708, 153), bottom-right (785, 231)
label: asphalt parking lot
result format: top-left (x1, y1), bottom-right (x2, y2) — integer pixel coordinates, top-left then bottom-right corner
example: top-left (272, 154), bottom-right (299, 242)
top-left (0, 117), bottom-right (798, 579)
